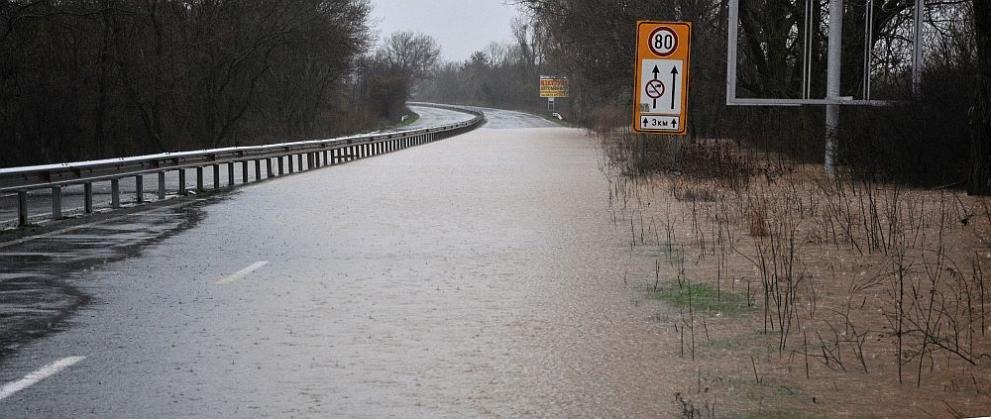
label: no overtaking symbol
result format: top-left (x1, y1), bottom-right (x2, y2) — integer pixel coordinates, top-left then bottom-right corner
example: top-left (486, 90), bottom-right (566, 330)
top-left (645, 80), bottom-right (664, 109)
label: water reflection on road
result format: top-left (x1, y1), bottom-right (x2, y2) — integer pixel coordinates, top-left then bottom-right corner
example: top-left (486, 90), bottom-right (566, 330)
top-left (0, 110), bottom-right (681, 417)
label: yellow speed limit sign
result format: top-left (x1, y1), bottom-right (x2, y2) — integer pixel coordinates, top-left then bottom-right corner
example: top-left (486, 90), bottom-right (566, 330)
top-left (633, 21), bottom-right (692, 135)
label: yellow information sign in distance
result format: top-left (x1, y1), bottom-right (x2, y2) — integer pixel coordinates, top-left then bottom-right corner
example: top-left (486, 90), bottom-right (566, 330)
top-left (633, 21), bottom-right (691, 135)
top-left (540, 76), bottom-right (569, 98)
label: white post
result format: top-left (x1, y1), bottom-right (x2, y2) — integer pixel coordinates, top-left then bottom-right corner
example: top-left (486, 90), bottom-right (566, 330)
top-left (726, 0), bottom-right (739, 104)
top-left (824, 0), bottom-right (844, 176)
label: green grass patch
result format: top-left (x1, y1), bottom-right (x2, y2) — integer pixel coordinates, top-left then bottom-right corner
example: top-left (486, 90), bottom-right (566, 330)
top-left (648, 281), bottom-right (749, 315)
top-left (399, 110), bottom-right (420, 126)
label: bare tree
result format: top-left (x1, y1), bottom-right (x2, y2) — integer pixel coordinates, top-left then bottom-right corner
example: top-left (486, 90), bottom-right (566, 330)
top-left (0, 0), bottom-right (379, 166)
top-left (377, 31), bottom-right (441, 79)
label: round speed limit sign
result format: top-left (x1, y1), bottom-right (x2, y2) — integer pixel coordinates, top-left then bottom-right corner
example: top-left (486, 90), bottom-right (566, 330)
top-left (648, 27), bottom-right (678, 56)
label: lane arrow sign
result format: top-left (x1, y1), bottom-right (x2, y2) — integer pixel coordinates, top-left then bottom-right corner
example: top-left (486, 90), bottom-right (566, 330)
top-left (652, 65), bottom-right (660, 109)
top-left (670, 66), bottom-right (679, 109)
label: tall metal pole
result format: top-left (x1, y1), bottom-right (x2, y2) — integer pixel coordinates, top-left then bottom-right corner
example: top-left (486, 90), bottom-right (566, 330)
top-left (912, 0), bottom-right (924, 96)
top-left (824, 0), bottom-right (844, 176)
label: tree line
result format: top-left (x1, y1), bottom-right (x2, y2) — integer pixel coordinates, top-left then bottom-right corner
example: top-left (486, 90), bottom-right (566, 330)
top-left (523, 0), bottom-right (978, 187)
top-left (416, 18), bottom-right (556, 115)
top-left (0, 1), bottom-right (439, 167)
top-left (419, 1), bottom-right (980, 188)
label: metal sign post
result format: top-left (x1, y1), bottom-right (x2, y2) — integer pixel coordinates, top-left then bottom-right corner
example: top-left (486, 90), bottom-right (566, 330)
top-left (824, 0), bottom-right (844, 175)
top-left (633, 21), bottom-right (692, 135)
top-left (725, 0), bottom-right (925, 176)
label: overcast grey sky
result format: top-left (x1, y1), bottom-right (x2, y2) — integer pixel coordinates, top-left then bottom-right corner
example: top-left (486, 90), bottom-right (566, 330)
top-left (368, 0), bottom-right (522, 62)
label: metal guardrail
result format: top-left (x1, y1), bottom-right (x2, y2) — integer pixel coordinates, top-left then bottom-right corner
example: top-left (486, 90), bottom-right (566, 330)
top-left (0, 103), bottom-right (484, 227)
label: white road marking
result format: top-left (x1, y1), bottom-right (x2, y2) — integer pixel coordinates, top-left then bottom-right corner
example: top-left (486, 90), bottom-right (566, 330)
top-left (0, 356), bottom-right (86, 401)
top-left (216, 261), bottom-right (269, 285)
top-left (0, 200), bottom-right (200, 250)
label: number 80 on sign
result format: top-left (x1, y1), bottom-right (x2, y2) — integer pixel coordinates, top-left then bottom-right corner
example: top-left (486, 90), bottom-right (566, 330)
top-left (649, 27), bottom-right (678, 57)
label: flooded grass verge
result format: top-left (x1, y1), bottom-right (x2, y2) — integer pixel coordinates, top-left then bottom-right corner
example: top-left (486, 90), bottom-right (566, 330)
top-left (648, 282), bottom-right (749, 316)
top-left (600, 130), bottom-right (991, 417)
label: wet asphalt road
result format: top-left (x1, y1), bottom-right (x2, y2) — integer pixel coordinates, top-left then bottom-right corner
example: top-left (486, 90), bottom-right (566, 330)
top-left (0, 105), bottom-right (477, 228)
top-left (0, 108), bottom-right (681, 417)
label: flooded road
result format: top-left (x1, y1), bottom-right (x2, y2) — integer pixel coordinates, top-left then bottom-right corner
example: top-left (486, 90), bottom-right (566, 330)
top-left (0, 105), bottom-right (476, 228)
top-left (0, 109), bottom-right (682, 417)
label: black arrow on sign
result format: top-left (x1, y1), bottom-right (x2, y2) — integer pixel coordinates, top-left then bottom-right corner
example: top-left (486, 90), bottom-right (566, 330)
top-left (643, 117), bottom-right (649, 127)
top-left (670, 66), bottom-right (679, 109)
top-left (651, 65), bottom-right (660, 109)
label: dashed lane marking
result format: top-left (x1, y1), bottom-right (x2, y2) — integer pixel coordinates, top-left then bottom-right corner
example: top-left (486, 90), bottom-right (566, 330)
top-left (216, 261), bottom-right (269, 285)
top-left (0, 356), bottom-right (86, 401)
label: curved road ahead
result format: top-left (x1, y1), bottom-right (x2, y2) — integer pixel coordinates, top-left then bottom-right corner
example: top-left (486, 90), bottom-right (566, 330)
top-left (0, 107), bottom-right (679, 417)
top-left (0, 105), bottom-right (491, 227)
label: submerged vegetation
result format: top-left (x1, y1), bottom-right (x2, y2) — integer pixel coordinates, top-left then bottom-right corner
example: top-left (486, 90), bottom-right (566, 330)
top-left (604, 131), bottom-right (991, 416)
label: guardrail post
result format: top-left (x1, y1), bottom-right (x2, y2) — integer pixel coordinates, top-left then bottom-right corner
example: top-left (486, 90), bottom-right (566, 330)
top-left (84, 182), bottom-right (94, 213)
top-left (241, 161), bottom-right (248, 184)
top-left (256, 160), bottom-right (263, 181)
top-left (212, 164), bottom-right (220, 189)
top-left (158, 172), bottom-right (166, 199)
top-left (135, 175), bottom-right (144, 203)
top-left (322, 150), bottom-right (328, 167)
top-left (228, 163), bottom-right (235, 187)
top-left (51, 186), bottom-right (62, 219)
top-left (111, 178), bottom-right (121, 209)
top-left (288, 155), bottom-right (295, 174)
top-left (179, 169), bottom-right (187, 195)
top-left (278, 156), bottom-right (285, 176)
top-left (17, 191), bottom-right (28, 226)
top-left (196, 167), bottom-right (204, 191)
top-left (297, 154), bottom-right (304, 172)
